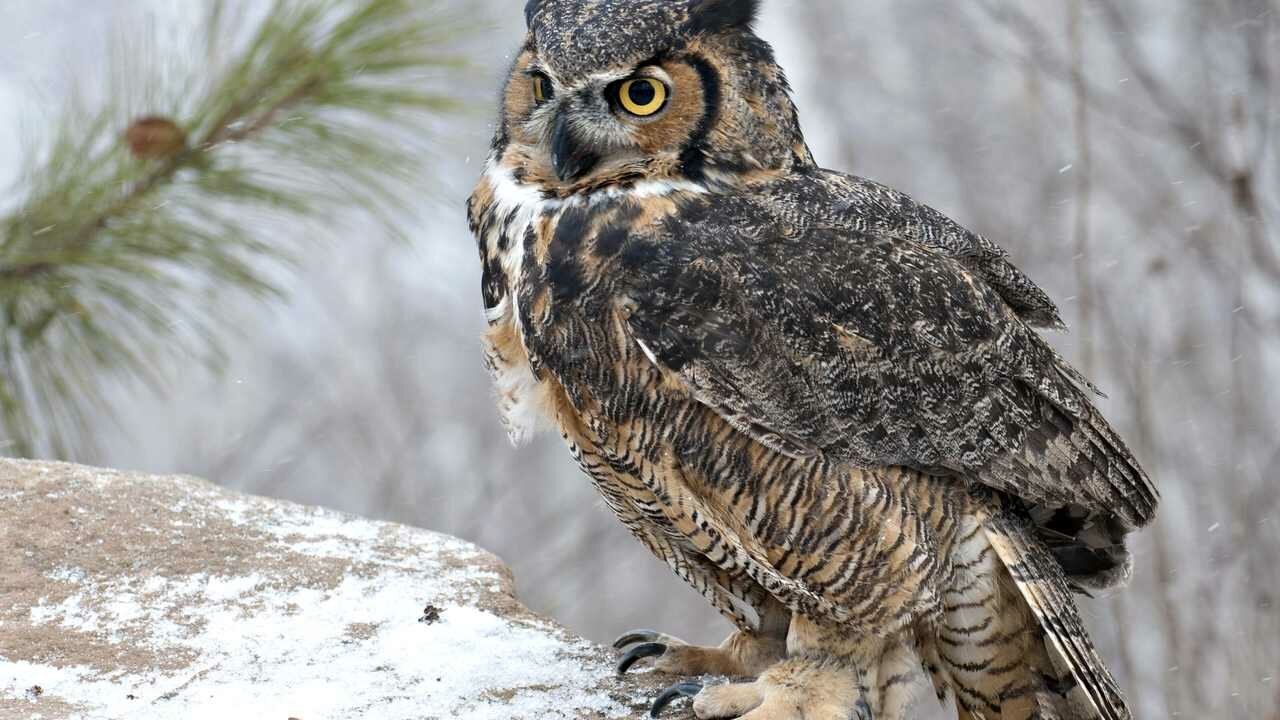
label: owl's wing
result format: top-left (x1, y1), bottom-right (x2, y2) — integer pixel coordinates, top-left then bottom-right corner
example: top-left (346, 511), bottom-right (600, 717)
top-left (619, 184), bottom-right (1157, 529)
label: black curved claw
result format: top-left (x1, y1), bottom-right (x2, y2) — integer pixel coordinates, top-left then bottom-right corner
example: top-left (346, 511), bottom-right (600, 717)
top-left (617, 642), bottom-right (667, 675)
top-left (613, 629), bottom-right (661, 649)
top-left (650, 680), bottom-right (703, 718)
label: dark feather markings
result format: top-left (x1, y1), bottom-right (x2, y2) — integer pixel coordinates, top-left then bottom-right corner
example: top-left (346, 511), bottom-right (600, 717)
top-left (684, 0), bottom-right (762, 35)
top-left (679, 55), bottom-right (722, 181)
top-left (594, 222), bottom-right (630, 258)
top-left (617, 171), bottom-right (1157, 539)
top-left (547, 205), bottom-right (590, 302)
top-left (480, 256), bottom-right (506, 314)
top-left (524, 0), bottom-right (542, 28)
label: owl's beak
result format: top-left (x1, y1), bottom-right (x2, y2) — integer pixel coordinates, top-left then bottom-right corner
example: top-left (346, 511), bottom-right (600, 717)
top-left (550, 112), bottom-right (599, 182)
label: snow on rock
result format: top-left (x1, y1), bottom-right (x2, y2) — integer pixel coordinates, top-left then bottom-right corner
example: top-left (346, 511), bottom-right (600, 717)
top-left (0, 460), bottom-right (673, 719)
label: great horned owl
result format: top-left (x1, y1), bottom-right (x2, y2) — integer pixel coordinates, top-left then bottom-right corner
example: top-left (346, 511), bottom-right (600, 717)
top-left (467, 2), bottom-right (1157, 719)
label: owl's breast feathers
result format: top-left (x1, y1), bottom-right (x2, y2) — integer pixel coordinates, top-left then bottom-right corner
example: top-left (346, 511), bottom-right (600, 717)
top-left (467, 163), bottom-right (702, 442)
top-left (469, 164), bottom-right (1157, 533)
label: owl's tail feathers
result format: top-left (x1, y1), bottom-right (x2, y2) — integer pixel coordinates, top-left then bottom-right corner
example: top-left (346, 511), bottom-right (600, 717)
top-left (925, 510), bottom-right (1132, 720)
top-left (981, 512), bottom-right (1133, 720)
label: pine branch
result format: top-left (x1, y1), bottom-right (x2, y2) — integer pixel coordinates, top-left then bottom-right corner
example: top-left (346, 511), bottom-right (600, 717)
top-left (0, 0), bottom-right (468, 458)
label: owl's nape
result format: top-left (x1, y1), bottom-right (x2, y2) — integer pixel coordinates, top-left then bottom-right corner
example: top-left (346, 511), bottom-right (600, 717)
top-left (498, 0), bottom-right (813, 193)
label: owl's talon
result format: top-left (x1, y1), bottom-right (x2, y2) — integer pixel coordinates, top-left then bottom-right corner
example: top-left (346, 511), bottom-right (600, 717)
top-left (650, 680), bottom-right (703, 718)
top-left (613, 629), bottom-right (662, 649)
top-left (617, 641), bottom-right (667, 674)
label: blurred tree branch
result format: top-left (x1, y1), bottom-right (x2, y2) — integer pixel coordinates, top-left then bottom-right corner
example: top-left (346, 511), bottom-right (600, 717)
top-left (1093, 0), bottom-right (1279, 281)
top-left (980, 0), bottom-right (1280, 285)
top-left (0, 0), bottom-right (466, 458)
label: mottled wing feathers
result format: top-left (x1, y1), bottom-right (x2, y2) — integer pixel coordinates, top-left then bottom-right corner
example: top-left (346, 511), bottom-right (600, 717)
top-left (621, 173), bottom-right (1157, 528)
top-left (768, 170), bottom-right (1067, 330)
top-left (978, 398), bottom-right (1156, 539)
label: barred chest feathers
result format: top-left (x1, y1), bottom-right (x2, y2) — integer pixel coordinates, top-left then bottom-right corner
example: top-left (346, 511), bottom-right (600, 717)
top-left (468, 160), bottom-right (704, 445)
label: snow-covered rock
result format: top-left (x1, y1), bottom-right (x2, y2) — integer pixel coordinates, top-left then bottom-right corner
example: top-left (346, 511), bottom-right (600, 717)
top-left (0, 459), bottom-right (672, 719)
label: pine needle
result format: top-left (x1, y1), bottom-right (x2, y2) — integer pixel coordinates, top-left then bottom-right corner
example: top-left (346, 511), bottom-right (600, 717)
top-left (0, 0), bottom-right (468, 458)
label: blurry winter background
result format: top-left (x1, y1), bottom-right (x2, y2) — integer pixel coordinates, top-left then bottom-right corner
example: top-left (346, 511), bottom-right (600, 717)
top-left (2, 1), bottom-right (1277, 718)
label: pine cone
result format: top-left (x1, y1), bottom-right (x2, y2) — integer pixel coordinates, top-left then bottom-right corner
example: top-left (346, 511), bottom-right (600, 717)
top-left (124, 116), bottom-right (188, 160)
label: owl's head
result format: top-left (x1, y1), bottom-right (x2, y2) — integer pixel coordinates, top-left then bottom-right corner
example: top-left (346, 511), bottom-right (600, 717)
top-left (490, 0), bottom-right (814, 195)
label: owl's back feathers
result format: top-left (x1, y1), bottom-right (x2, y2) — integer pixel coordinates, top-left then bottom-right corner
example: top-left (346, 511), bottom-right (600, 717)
top-left (615, 170), bottom-right (1156, 545)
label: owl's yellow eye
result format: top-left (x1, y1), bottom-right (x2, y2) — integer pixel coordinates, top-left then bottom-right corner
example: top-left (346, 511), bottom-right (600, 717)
top-left (531, 73), bottom-right (553, 104)
top-left (616, 78), bottom-right (668, 117)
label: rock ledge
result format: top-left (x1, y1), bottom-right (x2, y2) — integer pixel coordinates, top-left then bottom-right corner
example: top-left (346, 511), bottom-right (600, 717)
top-left (0, 460), bottom-right (667, 719)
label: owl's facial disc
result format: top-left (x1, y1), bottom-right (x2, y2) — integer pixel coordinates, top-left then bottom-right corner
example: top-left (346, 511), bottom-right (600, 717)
top-left (547, 65), bottom-right (677, 182)
top-left (499, 51), bottom-right (712, 190)
top-left (494, 0), bottom-right (812, 193)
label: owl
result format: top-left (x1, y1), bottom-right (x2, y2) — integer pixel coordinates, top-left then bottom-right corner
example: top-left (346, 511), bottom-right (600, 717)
top-left (467, 2), bottom-right (1157, 719)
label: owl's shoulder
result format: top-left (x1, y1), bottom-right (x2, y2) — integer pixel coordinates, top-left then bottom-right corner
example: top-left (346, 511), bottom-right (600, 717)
top-left (647, 169), bottom-right (1064, 330)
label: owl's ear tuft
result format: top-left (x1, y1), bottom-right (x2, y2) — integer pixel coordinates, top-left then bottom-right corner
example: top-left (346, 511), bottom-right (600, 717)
top-left (685, 0), bottom-right (761, 35)
top-left (524, 0), bottom-right (544, 28)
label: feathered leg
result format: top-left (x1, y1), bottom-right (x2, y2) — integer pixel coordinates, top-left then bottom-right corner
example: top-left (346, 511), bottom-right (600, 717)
top-left (870, 635), bottom-right (930, 720)
top-left (688, 655), bottom-right (870, 720)
top-left (658, 614), bottom-right (894, 720)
